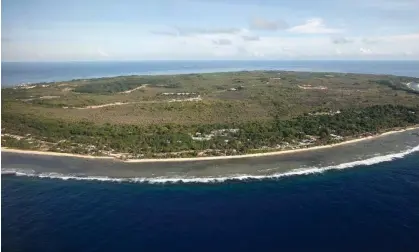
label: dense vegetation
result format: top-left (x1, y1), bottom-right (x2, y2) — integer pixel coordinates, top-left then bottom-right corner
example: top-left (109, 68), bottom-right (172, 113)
top-left (73, 76), bottom-right (181, 94)
top-left (2, 104), bottom-right (418, 158)
top-left (74, 81), bottom-right (144, 94)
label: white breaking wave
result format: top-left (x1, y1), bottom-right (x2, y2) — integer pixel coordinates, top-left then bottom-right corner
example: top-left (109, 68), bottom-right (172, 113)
top-left (3, 145), bottom-right (419, 184)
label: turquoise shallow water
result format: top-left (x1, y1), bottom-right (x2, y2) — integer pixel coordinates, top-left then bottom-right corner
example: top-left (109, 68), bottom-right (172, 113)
top-left (2, 152), bottom-right (419, 252)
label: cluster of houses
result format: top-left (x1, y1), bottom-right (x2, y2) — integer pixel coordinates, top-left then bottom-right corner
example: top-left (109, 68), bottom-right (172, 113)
top-left (298, 136), bottom-right (317, 146)
top-left (298, 84), bottom-right (327, 90)
top-left (228, 86), bottom-right (244, 91)
top-left (15, 83), bottom-right (51, 90)
top-left (14, 84), bottom-right (36, 90)
top-left (191, 129), bottom-right (240, 141)
top-left (308, 110), bottom-right (341, 116)
top-left (160, 92), bottom-right (202, 102)
top-left (168, 95), bottom-right (202, 102)
top-left (330, 134), bottom-right (344, 140)
top-left (161, 92), bottom-right (197, 96)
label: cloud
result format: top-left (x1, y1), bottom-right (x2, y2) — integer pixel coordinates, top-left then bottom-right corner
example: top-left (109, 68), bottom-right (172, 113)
top-left (242, 35), bottom-right (260, 41)
top-left (149, 30), bottom-right (179, 36)
top-left (362, 38), bottom-right (379, 44)
top-left (177, 27), bottom-right (241, 35)
top-left (150, 27), bottom-right (241, 37)
top-left (212, 38), bottom-right (232, 45)
top-left (6, 27), bottom-right (418, 61)
top-left (359, 47), bottom-right (372, 54)
top-left (144, 32), bottom-right (419, 59)
top-left (361, 33), bottom-right (419, 44)
top-left (385, 33), bottom-right (419, 41)
top-left (249, 17), bottom-right (288, 31)
top-left (288, 18), bottom-right (342, 34)
top-left (97, 48), bottom-right (109, 57)
top-left (331, 37), bottom-right (353, 44)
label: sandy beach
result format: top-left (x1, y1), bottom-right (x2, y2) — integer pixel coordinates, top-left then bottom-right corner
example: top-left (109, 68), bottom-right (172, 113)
top-left (2, 126), bottom-right (418, 163)
top-left (1, 148), bottom-right (116, 160)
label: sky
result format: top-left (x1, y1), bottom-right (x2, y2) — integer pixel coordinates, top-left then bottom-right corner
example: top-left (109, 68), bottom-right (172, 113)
top-left (2, 0), bottom-right (419, 61)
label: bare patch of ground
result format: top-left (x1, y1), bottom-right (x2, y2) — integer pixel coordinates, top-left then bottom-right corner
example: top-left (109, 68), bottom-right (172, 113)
top-left (119, 84), bottom-right (149, 94)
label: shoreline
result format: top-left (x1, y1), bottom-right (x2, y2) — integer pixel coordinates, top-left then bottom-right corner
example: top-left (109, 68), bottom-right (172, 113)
top-left (2, 126), bottom-right (418, 163)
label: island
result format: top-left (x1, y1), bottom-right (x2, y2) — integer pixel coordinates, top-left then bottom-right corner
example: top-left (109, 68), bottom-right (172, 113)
top-left (2, 70), bottom-right (419, 162)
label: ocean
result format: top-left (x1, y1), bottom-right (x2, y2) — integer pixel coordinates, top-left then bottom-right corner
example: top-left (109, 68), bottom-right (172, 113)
top-left (2, 152), bottom-right (419, 251)
top-left (2, 60), bottom-right (419, 251)
top-left (2, 60), bottom-right (419, 87)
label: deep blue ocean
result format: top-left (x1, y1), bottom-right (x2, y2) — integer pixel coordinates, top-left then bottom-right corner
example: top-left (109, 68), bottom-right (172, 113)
top-left (2, 60), bottom-right (419, 251)
top-left (2, 153), bottom-right (419, 252)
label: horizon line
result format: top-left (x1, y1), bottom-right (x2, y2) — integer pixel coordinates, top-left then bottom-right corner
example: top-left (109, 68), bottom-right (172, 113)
top-left (3, 59), bottom-right (419, 63)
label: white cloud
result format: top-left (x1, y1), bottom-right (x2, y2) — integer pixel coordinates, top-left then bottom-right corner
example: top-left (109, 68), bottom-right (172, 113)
top-left (212, 38), bottom-right (232, 45)
top-left (242, 35), bottom-right (260, 41)
top-left (149, 30), bottom-right (179, 36)
top-left (384, 33), bottom-right (419, 42)
top-left (329, 33), bottom-right (419, 57)
top-left (97, 48), bottom-right (109, 57)
top-left (150, 27), bottom-right (241, 37)
top-left (362, 38), bottom-right (379, 44)
top-left (288, 18), bottom-right (342, 34)
top-left (4, 28), bottom-right (418, 61)
top-left (359, 47), bottom-right (372, 54)
top-left (331, 37), bottom-right (353, 44)
top-left (249, 17), bottom-right (288, 31)
top-left (85, 32), bottom-right (419, 59)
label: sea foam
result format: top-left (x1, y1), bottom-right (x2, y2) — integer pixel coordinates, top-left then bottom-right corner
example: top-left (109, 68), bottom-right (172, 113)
top-left (3, 145), bottom-right (419, 184)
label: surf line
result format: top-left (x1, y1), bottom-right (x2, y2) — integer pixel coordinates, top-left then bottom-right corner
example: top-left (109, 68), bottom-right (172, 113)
top-left (3, 145), bottom-right (419, 184)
